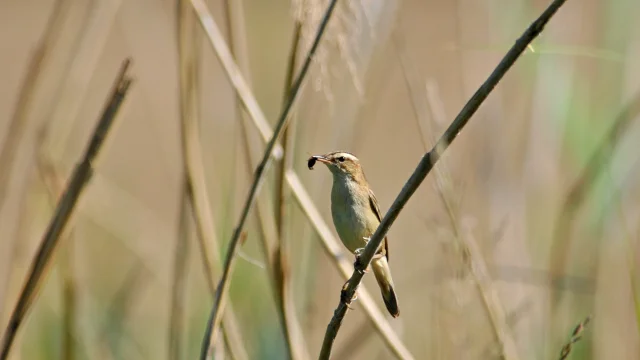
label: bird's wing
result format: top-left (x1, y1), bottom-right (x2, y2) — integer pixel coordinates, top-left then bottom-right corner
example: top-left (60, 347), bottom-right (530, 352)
top-left (368, 188), bottom-right (389, 261)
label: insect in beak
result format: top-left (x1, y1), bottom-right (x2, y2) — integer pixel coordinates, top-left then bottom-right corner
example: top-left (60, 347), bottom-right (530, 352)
top-left (308, 155), bottom-right (330, 170)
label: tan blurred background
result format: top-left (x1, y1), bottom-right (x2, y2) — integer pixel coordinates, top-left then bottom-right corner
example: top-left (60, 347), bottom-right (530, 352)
top-left (1, 0), bottom-right (640, 359)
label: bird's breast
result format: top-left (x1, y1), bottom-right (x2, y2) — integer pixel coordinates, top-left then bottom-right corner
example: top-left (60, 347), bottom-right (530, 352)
top-left (330, 178), bottom-right (378, 254)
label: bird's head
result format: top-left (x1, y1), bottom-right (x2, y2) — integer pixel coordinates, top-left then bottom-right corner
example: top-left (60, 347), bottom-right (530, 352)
top-left (308, 151), bottom-right (364, 180)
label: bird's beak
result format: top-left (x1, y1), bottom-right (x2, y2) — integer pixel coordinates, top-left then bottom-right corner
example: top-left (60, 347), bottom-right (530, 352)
top-left (312, 155), bottom-right (331, 165)
top-left (307, 155), bottom-right (331, 170)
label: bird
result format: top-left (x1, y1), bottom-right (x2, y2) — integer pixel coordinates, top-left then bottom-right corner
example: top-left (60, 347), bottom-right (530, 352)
top-left (308, 151), bottom-right (399, 317)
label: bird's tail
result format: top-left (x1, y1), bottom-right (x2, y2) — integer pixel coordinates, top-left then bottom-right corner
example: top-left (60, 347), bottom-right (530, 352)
top-left (371, 257), bottom-right (400, 318)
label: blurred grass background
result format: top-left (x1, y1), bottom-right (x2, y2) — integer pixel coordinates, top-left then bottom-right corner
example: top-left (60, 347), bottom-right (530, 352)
top-left (1, 0), bottom-right (640, 359)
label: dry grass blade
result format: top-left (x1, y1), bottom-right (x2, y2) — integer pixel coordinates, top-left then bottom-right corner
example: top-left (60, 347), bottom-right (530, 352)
top-left (0, 0), bottom-right (69, 317)
top-left (550, 93), bottom-right (640, 304)
top-left (169, 182), bottom-right (190, 360)
top-left (395, 30), bottom-right (520, 360)
top-left (274, 23), bottom-right (309, 360)
top-left (177, 1), bottom-right (248, 359)
top-left (177, 0), bottom-right (216, 296)
top-left (0, 0), bottom-right (69, 215)
top-left (286, 171), bottom-right (414, 360)
top-left (558, 315), bottom-right (591, 360)
top-left (196, 0), bottom-right (339, 357)
top-left (318, 1), bottom-right (569, 358)
top-left (461, 228), bottom-right (521, 360)
top-left (274, 24), bottom-right (304, 356)
top-left (275, 21), bottom-right (302, 235)
top-left (42, 0), bottom-right (124, 159)
top-left (0, 58), bottom-right (133, 360)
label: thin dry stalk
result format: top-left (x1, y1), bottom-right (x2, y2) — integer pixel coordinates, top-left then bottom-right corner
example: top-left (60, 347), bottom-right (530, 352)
top-left (272, 30), bottom-right (305, 350)
top-left (274, 22), bottom-right (309, 360)
top-left (558, 316), bottom-right (591, 360)
top-left (318, 1), bottom-right (569, 358)
top-left (197, 0), bottom-right (339, 357)
top-left (276, 21), bottom-right (302, 235)
top-left (169, 182), bottom-right (191, 360)
top-left (0, 59), bottom-right (133, 360)
top-left (0, 0), bottom-right (69, 215)
top-left (177, 2), bottom-right (248, 359)
top-left (460, 227), bottom-right (521, 360)
top-left (395, 31), bottom-right (520, 360)
top-left (177, 0), bottom-right (216, 294)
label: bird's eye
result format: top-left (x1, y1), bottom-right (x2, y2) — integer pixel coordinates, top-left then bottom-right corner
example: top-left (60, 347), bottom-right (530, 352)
top-left (337, 156), bottom-right (345, 162)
